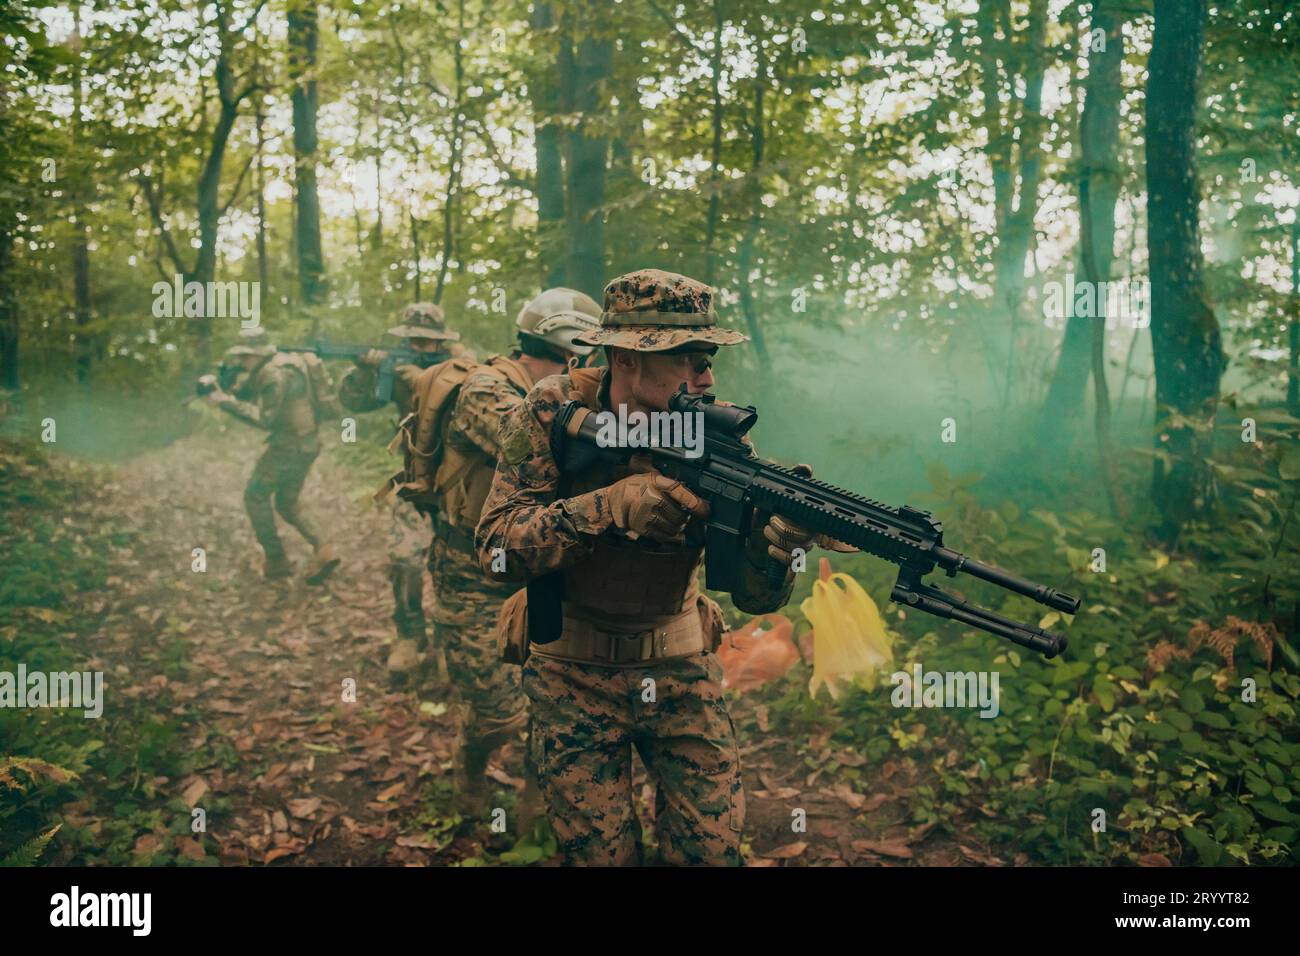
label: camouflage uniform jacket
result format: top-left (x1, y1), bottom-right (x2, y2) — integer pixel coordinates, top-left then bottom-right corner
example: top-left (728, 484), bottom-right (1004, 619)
top-left (219, 355), bottom-right (319, 455)
top-left (475, 367), bottom-right (794, 622)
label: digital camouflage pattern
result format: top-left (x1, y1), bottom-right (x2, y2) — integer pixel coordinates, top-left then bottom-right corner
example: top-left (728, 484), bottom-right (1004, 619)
top-left (476, 366), bottom-right (794, 865)
top-left (523, 651), bottom-right (743, 865)
top-left (432, 356), bottom-right (536, 812)
top-left (573, 268), bottom-right (748, 352)
top-left (219, 355), bottom-right (328, 564)
top-left (339, 361), bottom-right (433, 643)
top-left (427, 533), bottom-right (528, 795)
top-left (440, 360), bottom-right (536, 519)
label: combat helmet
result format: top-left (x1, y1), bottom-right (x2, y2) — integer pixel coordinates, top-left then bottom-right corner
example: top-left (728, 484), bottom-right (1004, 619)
top-left (516, 288), bottom-right (602, 356)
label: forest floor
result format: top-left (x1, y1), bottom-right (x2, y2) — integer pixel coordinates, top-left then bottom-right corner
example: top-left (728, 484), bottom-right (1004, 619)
top-left (39, 423), bottom-right (991, 867)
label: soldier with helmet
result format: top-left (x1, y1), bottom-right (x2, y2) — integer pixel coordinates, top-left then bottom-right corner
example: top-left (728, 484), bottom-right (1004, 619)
top-left (426, 287), bottom-right (602, 819)
top-left (338, 302), bottom-right (466, 681)
top-left (475, 269), bottom-right (819, 865)
top-left (205, 327), bottom-right (342, 584)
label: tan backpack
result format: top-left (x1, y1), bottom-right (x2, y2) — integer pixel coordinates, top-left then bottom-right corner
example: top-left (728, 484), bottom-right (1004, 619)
top-left (386, 355), bottom-right (532, 523)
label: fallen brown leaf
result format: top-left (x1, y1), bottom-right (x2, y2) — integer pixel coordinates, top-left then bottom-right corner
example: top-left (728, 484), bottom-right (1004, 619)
top-left (761, 841), bottom-right (808, 860)
top-left (286, 797), bottom-right (322, 819)
top-left (852, 839), bottom-right (913, 859)
top-left (376, 781), bottom-right (406, 802)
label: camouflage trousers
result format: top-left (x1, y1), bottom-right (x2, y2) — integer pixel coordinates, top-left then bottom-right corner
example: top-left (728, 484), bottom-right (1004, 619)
top-left (387, 497), bottom-right (431, 640)
top-left (428, 535), bottom-right (527, 762)
top-left (523, 650), bottom-right (745, 866)
top-left (244, 443), bottom-right (324, 561)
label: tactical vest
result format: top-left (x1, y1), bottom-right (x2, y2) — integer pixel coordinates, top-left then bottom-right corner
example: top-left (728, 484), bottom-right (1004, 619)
top-left (260, 352), bottom-right (318, 440)
top-left (438, 355), bottom-right (534, 530)
top-left (557, 367), bottom-right (705, 621)
top-left (391, 354), bottom-right (533, 530)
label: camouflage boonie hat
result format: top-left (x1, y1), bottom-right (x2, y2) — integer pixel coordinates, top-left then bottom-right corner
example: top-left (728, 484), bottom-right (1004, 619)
top-left (387, 302), bottom-right (461, 342)
top-left (223, 327), bottom-right (276, 358)
top-left (573, 269), bottom-right (749, 352)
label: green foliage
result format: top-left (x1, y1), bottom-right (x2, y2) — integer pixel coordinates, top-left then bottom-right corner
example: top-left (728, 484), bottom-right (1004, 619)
top-left (0, 439), bottom-right (195, 865)
top-left (740, 445), bottom-right (1299, 866)
top-left (0, 824), bottom-right (62, 867)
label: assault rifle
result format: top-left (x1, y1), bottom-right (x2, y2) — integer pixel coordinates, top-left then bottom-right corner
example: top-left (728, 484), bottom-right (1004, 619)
top-left (548, 385), bottom-right (1078, 658)
top-left (281, 341), bottom-right (444, 403)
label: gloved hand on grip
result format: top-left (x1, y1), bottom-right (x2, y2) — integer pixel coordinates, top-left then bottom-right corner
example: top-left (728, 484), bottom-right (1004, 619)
top-left (761, 463), bottom-right (858, 566)
top-left (606, 456), bottom-right (711, 543)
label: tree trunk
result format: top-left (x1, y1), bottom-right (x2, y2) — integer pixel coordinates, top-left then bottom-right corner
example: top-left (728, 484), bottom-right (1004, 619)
top-left (737, 43), bottom-right (771, 372)
top-left (0, 230), bottom-right (16, 390)
top-left (254, 96), bottom-right (269, 293)
top-left (434, 0), bottom-right (465, 306)
top-left (409, 203), bottom-right (422, 301)
top-left (1146, 0), bottom-right (1224, 535)
top-left (1040, 2), bottom-right (1125, 456)
top-left (1290, 216), bottom-right (1299, 411)
top-left (288, 1), bottom-right (326, 305)
top-left (532, 2), bottom-right (567, 288)
top-left (702, 0), bottom-right (724, 285)
top-left (71, 16), bottom-right (94, 384)
top-left (564, 11), bottom-right (613, 298)
top-left (995, 0), bottom-right (1048, 410)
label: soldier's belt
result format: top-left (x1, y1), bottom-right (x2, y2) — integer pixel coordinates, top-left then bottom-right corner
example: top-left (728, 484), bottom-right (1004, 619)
top-left (534, 608), bottom-right (707, 667)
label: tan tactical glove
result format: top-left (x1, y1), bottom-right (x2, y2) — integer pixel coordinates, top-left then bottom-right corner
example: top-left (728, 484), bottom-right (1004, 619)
top-left (763, 514), bottom-right (818, 565)
top-left (356, 348), bottom-right (386, 368)
top-left (760, 463), bottom-right (858, 564)
top-left (606, 458), bottom-right (711, 543)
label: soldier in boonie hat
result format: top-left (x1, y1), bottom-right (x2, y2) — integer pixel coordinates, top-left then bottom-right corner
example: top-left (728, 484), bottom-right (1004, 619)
top-left (572, 268), bottom-right (748, 352)
top-left (387, 301), bottom-right (461, 342)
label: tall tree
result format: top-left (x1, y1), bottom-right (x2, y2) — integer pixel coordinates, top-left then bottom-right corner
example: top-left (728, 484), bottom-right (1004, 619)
top-left (1146, 0), bottom-right (1224, 534)
top-left (1040, 1), bottom-right (1127, 499)
top-left (288, 0), bottom-right (326, 304)
top-left (531, 2), bottom-right (567, 288)
top-left (0, 0), bottom-right (62, 390)
top-left (135, 0), bottom-right (262, 365)
top-left (976, 0), bottom-right (1050, 405)
top-left (69, 13), bottom-right (95, 383)
top-left (433, 0), bottom-right (466, 305)
top-left (562, 5), bottom-right (613, 298)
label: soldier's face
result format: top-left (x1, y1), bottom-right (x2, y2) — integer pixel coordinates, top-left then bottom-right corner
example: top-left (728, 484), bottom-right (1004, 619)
top-left (229, 354), bottom-right (262, 396)
top-left (408, 337), bottom-right (448, 368)
top-left (617, 347), bottom-right (716, 411)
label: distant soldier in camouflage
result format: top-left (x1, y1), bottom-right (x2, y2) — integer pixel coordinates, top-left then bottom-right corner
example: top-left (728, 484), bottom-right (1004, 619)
top-left (206, 328), bottom-right (342, 584)
top-left (421, 289), bottom-right (601, 817)
top-left (338, 302), bottom-right (465, 680)
top-left (476, 269), bottom-right (819, 865)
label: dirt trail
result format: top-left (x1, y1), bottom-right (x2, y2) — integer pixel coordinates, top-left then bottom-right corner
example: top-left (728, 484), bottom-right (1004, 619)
top-left (71, 426), bottom-right (974, 866)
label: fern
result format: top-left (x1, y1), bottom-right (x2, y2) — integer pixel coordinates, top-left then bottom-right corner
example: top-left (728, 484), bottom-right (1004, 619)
top-left (0, 824), bottom-right (61, 867)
